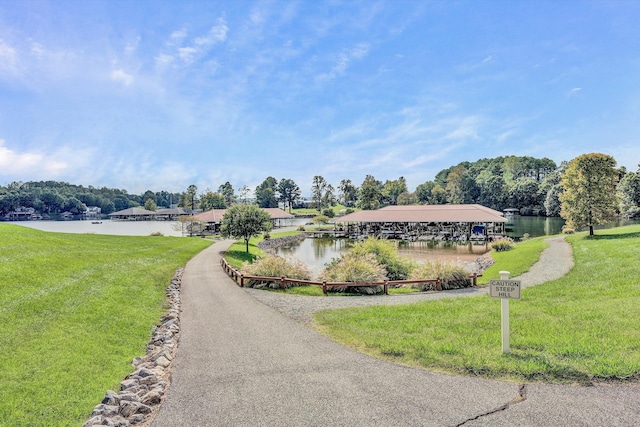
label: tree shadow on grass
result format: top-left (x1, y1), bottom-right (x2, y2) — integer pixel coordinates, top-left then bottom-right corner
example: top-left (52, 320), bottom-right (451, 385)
top-left (585, 231), bottom-right (640, 240)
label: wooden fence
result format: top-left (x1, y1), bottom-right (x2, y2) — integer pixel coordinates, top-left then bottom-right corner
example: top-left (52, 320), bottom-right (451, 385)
top-left (220, 257), bottom-right (482, 295)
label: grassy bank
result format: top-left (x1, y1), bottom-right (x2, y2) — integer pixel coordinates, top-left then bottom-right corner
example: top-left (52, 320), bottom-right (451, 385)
top-left (314, 226), bottom-right (640, 384)
top-left (0, 223), bottom-right (211, 426)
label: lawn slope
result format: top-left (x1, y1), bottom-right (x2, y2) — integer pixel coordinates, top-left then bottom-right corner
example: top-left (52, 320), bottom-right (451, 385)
top-left (0, 223), bottom-right (211, 426)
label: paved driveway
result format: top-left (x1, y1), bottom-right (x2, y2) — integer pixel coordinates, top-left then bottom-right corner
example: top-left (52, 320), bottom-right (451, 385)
top-left (152, 239), bottom-right (640, 426)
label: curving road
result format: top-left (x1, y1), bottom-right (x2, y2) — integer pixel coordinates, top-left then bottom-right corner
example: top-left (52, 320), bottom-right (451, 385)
top-left (152, 238), bottom-right (639, 426)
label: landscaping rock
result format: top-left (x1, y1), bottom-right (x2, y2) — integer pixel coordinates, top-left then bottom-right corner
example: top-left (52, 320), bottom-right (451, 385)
top-left (84, 268), bottom-right (185, 427)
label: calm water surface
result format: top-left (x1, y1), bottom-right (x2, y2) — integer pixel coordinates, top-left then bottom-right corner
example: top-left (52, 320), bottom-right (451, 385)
top-left (11, 220), bottom-right (185, 237)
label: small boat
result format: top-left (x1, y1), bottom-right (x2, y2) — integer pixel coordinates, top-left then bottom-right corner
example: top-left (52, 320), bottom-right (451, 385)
top-left (91, 221), bottom-right (103, 224)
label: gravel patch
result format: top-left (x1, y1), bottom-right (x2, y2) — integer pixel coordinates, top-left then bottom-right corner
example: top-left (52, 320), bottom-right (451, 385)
top-left (244, 236), bottom-right (574, 324)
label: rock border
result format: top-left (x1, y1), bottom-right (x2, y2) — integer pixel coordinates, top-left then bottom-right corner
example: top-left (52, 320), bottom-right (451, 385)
top-left (83, 268), bottom-right (184, 427)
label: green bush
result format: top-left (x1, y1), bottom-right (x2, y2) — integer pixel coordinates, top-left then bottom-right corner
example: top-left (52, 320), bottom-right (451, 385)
top-left (313, 215), bottom-right (330, 225)
top-left (240, 254), bottom-right (311, 289)
top-left (297, 225), bottom-right (306, 231)
top-left (322, 208), bottom-right (336, 218)
top-left (408, 260), bottom-right (471, 291)
top-left (563, 227), bottom-right (576, 234)
top-left (320, 253), bottom-right (386, 294)
top-left (491, 237), bottom-right (515, 252)
top-left (350, 237), bottom-right (414, 280)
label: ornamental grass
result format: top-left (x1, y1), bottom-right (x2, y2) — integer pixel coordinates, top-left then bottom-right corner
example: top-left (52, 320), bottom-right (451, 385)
top-left (408, 260), bottom-right (471, 291)
top-left (240, 254), bottom-right (311, 289)
top-left (320, 252), bottom-right (387, 295)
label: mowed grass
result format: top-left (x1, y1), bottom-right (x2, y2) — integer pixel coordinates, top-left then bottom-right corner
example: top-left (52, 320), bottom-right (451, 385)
top-left (0, 223), bottom-right (211, 426)
top-left (314, 225), bottom-right (640, 384)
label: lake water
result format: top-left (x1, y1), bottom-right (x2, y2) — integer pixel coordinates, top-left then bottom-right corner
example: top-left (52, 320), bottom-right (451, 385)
top-left (9, 220), bottom-right (186, 237)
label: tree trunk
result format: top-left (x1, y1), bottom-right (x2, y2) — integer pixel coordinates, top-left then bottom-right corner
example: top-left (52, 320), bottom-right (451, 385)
top-left (245, 238), bottom-right (249, 252)
top-left (589, 225), bottom-right (594, 236)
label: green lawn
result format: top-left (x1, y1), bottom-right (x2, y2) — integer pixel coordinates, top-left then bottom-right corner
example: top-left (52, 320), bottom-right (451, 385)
top-left (314, 226), bottom-right (640, 384)
top-left (0, 223), bottom-right (211, 426)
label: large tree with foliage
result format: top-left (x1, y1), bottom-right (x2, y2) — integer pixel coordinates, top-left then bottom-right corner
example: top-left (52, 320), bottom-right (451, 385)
top-left (220, 204), bottom-right (273, 252)
top-left (200, 191), bottom-right (226, 211)
top-left (338, 179), bottom-right (358, 207)
top-left (382, 177), bottom-right (408, 206)
top-left (617, 165), bottom-right (640, 218)
top-left (311, 175), bottom-right (328, 212)
top-left (255, 177), bottom-right (278, 208)
top-left (218, 182), bottom-right (235, 207)
top-left (357, 175), bottom-right (382, 210)
top-left (277, 178), bottom-right (301, 213)
top-left (559, 153), bottom-right (619, 235)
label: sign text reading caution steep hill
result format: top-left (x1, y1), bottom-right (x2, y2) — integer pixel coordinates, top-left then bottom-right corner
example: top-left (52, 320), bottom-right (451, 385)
top-left (489, 279), bottom-right (521, 300)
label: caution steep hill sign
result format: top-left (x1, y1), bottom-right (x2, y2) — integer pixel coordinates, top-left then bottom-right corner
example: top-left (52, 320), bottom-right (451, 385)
top-left (489, 279), bottom-right (521, 300)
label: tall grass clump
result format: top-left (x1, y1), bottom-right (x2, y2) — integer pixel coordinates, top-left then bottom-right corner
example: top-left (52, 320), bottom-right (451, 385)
top-left (490, 237), bottom-right (515, 252)
top-left (320, 253), bottom-right (387, 294)
top-left (350, 237), bottom-right (414, 280)
top-left (408, 260), bottom-right (471, 291)
top-left (241, 254), bottom-right (311, 289)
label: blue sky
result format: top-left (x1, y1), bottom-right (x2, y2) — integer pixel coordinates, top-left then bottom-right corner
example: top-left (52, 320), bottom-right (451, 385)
top-left (1, 0), bottom-right (639, 196)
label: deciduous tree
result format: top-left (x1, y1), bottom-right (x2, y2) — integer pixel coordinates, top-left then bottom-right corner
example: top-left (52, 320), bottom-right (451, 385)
top-left (221, 204), bottom-right (273, 252)
top-left (255, 177), bottom-right (278, 208)
top-left (559, 153), bottom-right (619, 235)
top-left (277, 178), bottom-right (301, 212)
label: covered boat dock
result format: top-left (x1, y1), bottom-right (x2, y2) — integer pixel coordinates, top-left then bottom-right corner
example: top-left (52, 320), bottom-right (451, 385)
top-left (336, 204), bottom-right (507, 242)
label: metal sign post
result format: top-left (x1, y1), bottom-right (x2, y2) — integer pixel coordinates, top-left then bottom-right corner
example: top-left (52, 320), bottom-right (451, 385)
top-left (489, 272), bottom-right (521, 354)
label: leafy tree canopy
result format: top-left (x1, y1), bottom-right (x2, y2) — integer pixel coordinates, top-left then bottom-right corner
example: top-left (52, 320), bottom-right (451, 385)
top-left (220, 204), bottom-right (272, 252)
top-left (559, 153), bottom-right (619, 235)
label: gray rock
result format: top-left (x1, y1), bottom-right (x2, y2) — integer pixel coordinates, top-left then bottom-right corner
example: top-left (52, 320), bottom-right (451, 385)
top-left (101, 390), bottom-right (119, 406)
top-left (141, 390), bottom-right (162, 405)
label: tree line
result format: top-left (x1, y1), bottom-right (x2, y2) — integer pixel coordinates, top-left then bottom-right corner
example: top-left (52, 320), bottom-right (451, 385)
top-left (2, 155), bottom-right (639, 223)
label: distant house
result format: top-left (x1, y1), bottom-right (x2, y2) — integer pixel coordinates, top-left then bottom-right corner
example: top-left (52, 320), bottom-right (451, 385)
top-left (108, 207), bottom-right (157, 221)
top-left (4, 207), bottom-right (40, 221)
top-left (83, 206), bottom-right (102, 220)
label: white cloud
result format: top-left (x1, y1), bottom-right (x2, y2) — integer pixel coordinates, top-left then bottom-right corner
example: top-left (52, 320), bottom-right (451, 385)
top-left (110, 69), bottom-right (134, 86)
top-left (317, 43), bottom-right (371, 81)
top-left (170, 29), bottom-right (188, 45)
top-left (195, 18), bottom-right (229, 46)
top-left (155, 53), bottom-right (174, 67)
top-left (178, 47), bottom-right (198, 64)
top-left (0, 140), bottom-right (68, 177)
top-left (567, 87), bottom-right (582, 97)
top-left (0, 39), bottom-right (18, 76)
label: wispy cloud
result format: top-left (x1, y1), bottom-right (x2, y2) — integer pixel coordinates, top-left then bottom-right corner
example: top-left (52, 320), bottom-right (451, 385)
top-left (0, 39), bottom-right (19, 77)
top-left (110, 69), bottom-right (133, 86)
top-left (567, 87), bottom-right (582, 97)
top-left (156, 18), bottom-right (228, 69)
top-left (316, 43), bottom-right (370, 81)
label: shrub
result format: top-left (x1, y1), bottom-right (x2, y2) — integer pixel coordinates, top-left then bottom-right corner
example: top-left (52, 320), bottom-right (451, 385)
top-left (345, 208), bottom-right (355, 214)
top-left (149, 231), bottom-right (164, 236)
top-left (408, 260), bottom-right (471, 291)
top-left (297, 225), bottom-right (306, 231)
top-left (350, 237), bottom-right (414, 280)
top-left (522, 233), bottom-right (531, 240)
top-left (313, 215), bottom-right (330, 225)
top-left (320, 252), bottom-right (386, 294)
top-left (491, 237), bottom-right (515, 252)
top-left (563, 227), bottom-right (576, 234)
top-left (263, 232), bottom-right (271, 240)
top-left (240, 254), bottom-right (311, 289)
top-left (322, 208), bottom-right (336, 218)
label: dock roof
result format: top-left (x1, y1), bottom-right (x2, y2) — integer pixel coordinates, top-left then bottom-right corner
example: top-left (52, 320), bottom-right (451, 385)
top-left (193, 207), bottom-right (294, 223)
top-left (338, 204), bottom-right (507, 223)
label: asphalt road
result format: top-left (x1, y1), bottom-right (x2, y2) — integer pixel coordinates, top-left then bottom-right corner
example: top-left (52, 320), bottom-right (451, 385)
top-left (152, 239), bottom-right (640, 427)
